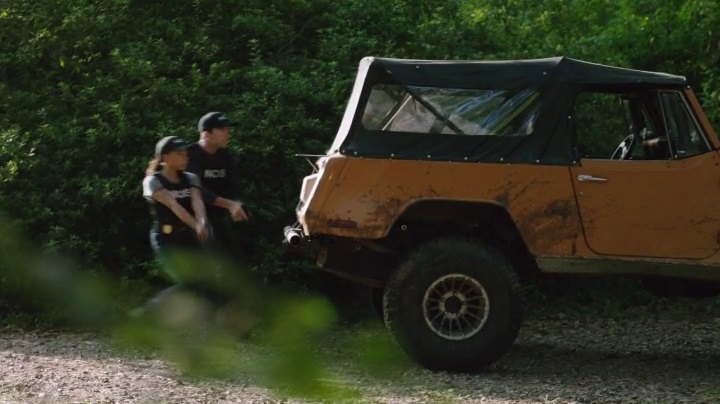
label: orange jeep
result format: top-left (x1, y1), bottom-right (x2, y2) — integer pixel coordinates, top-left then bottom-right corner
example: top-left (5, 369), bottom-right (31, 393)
top-left (284, 56), bottom-right (720, 371)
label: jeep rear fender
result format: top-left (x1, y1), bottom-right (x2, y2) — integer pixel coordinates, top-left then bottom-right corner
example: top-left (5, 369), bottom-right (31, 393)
top-left (299, 157), bottom-right (580, 257)
top-left (391, 199), bottom-right (538, 273)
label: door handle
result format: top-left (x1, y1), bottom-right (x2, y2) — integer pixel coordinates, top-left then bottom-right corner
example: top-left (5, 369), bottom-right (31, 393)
top-left (577, 174), bottom-right (608, 182)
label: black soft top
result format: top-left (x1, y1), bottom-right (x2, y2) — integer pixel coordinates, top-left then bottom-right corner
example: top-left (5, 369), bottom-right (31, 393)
top-left (368, 56), bottom-right (686, 89)
top-left (337, 56), bottom-right (688, 165)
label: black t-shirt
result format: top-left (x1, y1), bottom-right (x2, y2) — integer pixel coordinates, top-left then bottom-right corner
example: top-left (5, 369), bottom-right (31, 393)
top-left (186, 143), bottom-right (242, 216)
top-left (142, 172), bottom-right (200, 230)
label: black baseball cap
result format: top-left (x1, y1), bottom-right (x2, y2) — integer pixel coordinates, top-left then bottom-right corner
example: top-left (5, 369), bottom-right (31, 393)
top-left (198, 111), bottom-right (238, 133)
top-left (155, 136), bottom-right (190, 158)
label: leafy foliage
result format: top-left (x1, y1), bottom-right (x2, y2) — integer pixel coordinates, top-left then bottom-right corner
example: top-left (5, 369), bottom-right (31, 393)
top-left (0, 1), bottom-right (719, 399)
top-left (0, 0), bottom-right (718, 285)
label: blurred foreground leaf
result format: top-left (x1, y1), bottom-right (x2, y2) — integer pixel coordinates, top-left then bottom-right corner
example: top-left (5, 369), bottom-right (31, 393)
top-left (1, 218), bottom-right (408, 400)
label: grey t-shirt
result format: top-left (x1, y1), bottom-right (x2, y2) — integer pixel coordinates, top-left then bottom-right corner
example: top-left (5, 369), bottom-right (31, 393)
top-left (143, 172), bottom-right (201, 200)
top-left (143, 172), bottom-right (201, 229)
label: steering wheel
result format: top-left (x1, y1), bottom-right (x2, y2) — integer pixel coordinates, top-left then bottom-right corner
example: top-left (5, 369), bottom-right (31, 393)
top-left (610, 134), bottom-right (635, 160)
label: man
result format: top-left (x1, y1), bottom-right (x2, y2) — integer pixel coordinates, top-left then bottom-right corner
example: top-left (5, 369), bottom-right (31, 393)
top-left (186, 111), bottom-right (249, 255)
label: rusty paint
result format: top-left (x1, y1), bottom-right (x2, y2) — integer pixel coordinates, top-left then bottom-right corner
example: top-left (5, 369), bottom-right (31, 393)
top-left (301, 157), bottom-right (581, 256)
top-left (327, 219), bottom-right (358, 229)
top-left (300, 129), bottom-right (720, 267)
top-left (571, 153), bottom-right (720, 260)
top-left (516, 198), bottom-right (578, 255)
top-left (495, 191), bottom-right (511, 208)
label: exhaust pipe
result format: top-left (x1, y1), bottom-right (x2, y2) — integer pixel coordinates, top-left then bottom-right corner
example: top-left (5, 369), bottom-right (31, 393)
top-left (283, 226), bottom-right (303, 247)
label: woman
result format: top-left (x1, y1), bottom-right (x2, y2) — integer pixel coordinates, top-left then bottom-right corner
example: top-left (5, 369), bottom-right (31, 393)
top-left (143, 136), bottom-right (209, 283)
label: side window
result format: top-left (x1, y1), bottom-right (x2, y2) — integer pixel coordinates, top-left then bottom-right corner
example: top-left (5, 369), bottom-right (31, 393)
top-left (361, 84), bottom-right (541, 136)
top-left (573, 91), bottom-right (670, 160)
top-left (660, 92), bottom-right (709, 158)
top-left (573, 92), bottom-right (632, 159)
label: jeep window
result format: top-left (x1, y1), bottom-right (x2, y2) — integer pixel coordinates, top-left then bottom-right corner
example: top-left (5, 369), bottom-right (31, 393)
top-left (573, 91), bottom-right (671, 160)
top-left (659, 91), bottom-right (710, 158)
top-left (573, 90), bottom-right (710, 161)
top-left (362, 84), bottom-right (541, 137)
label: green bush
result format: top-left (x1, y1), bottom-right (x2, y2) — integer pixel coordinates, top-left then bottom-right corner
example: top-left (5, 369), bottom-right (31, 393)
top-left (0, 0), bottom-right (718, 298)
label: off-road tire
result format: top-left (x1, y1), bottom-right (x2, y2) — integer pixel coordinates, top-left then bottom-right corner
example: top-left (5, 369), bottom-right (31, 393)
top-left (370, 286), bottom-right (385, 323)
top-left (383, 238), bottom-right (522, 372)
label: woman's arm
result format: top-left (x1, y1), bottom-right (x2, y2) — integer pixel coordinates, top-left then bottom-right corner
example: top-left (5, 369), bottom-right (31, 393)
top-left (190, 187), bottom-right (209, 241)
top-left (152, 189), bottom-right (201, 230)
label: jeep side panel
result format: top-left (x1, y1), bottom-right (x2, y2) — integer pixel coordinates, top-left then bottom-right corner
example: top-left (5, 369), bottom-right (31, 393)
top-left (570, 152), bottom-right (720, 260)
top-left (300, 155), bottom-right (581, 257)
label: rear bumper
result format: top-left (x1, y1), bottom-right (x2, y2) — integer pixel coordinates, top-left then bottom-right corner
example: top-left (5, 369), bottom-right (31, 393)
top-left (283, 224), bottom-right (305, 248)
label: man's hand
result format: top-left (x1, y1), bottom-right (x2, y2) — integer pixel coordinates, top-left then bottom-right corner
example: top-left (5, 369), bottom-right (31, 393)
top-left (229, 201), bottom-right (249, 222)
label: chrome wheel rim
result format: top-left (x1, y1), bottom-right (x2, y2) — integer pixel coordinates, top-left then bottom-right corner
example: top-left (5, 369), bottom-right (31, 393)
top-left (423, 273), bottom-right (489, 340)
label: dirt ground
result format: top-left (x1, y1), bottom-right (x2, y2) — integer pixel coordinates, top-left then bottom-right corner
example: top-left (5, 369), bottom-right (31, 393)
top-left (0, 294), bottom-right (718, 404)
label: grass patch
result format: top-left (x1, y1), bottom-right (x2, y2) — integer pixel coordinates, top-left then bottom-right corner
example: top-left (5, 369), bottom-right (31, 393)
top-left (701, 387), bottom-right (720, 402)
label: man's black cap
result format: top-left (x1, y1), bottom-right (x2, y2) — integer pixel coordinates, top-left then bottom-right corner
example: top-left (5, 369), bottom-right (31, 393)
top-left (198, 111), bottom-right (238, 133)
top-left (155, 136), bottom-right (190, 158)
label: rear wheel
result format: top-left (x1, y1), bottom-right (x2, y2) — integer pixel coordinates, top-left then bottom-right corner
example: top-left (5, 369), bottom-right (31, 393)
top-left (384, 238), bottom-right (522, 372)
top-left (370, 286), bottom-right (385, 322)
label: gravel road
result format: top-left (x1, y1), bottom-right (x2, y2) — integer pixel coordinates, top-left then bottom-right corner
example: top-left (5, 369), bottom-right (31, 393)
top-left (0, 294), bottom-right (718, 403)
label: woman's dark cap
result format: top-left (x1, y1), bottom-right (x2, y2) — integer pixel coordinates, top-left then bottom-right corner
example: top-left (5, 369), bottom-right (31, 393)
top-left (155, 136), bottom-right (190, 158)
top-left (198, 112), bottom-right (238, 133)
